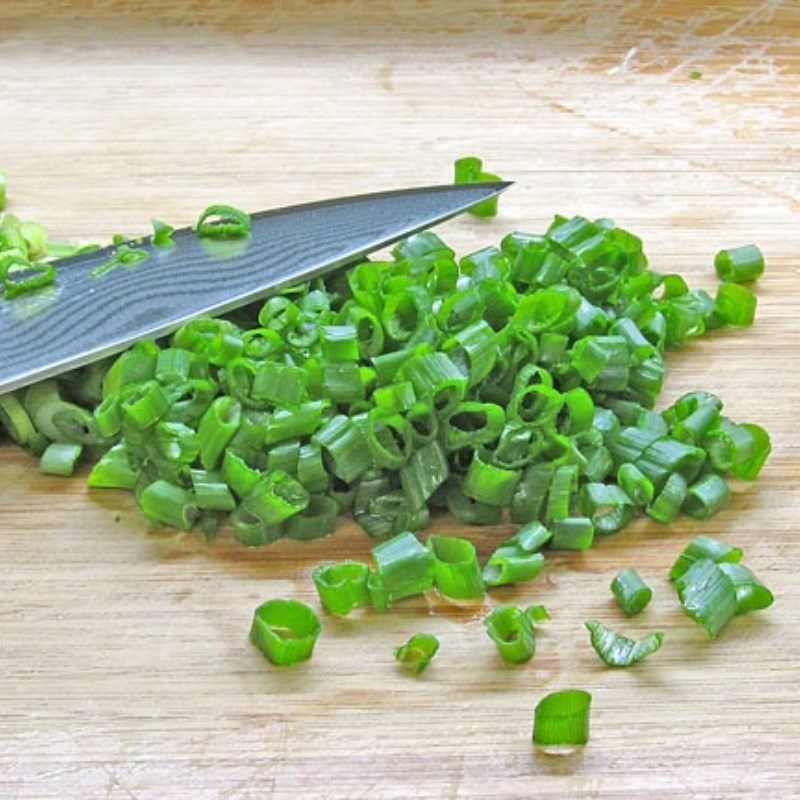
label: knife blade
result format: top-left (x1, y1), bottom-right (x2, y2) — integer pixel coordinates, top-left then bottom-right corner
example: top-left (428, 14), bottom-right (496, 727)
top-left (0, 182), bottom-right (510, 394)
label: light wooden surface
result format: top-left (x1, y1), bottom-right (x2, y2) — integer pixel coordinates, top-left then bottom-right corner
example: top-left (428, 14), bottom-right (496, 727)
top-left (1, 2), bottom-right (799, 797)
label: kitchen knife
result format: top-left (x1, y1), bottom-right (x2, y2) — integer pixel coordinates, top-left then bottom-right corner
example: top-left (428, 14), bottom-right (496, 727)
top-left (0, 182), bottom-right (510, 394)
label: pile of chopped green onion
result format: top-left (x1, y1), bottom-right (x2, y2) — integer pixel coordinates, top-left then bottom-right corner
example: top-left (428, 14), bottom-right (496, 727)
top-left (0, 166), bottom-right (776, 750)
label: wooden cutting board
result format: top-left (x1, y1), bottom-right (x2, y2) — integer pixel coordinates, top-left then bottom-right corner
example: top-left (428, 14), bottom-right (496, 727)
top-left (1, 2), bottom-right (798, 797)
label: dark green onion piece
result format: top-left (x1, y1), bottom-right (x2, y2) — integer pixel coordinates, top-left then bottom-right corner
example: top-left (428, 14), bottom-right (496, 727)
top-left (714, 244), bottom-right (764, 283)
top-left (669, 535), bottom-right (743, 581)
top-left (240, 470), bottom-right (309, 527)
top-left (39, 442), bottom-right (83, 476)
top-left (550, 517), bottom-right (594, 550)
top-left (427, 534), bottom-right (484, 600)
top-left (139, 479), bottom-right (199, 531)
top-left (312, 561), bottom-right (371, 616)
top-left (715, 283), bottom-right (757, 326)
top-left (395, 633), bottom-right (439, 675)
top-left (526, 604), bottom-right (550, 623)
top-left (189, 469), bottom-right (236, 511)
top-left (646, 472), bottom-right (688, 523)
top-left (368, 531), bottom-right (434, 610)
top-left (249, 599), bottom-right (321, 666)
top-left (284, 494), bottom-right (339, 541)
top-left (675, 558), bottom-right (737, 638)
top-left (484, 604), bottom-right (536, 664)
top-left (584, 620), bottom-right (664, 667)
top-left (533, 690), bottom-right (591, 749)
top-left (87, 444), bottom-right (137, 490)
top-left (683, 474), bottom-right (731, 520)
top-left (399, 440), bottom-right (449, 510)
top-left (580, 483), bottom-right (634, 535)
top-left (196, 204), bottom-right (251, 239)
top-left (718, 563), bottom-right (774, 614)
top-left (312, 414), bottom-right (372, 483)
top-left (463, 451), bottom-right (520, 507)
top-left (617, 463), bottom-right (654, 505)
top-left (151, 219), bottom-right (175, 247)
top-left (611, 569), bottom-right (652, 615)
top-left (198, 396), bottom-right (241, 469)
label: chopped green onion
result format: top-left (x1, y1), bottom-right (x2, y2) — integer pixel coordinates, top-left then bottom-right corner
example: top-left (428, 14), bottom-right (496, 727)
top-left (611, 569), bottom-right (652, 615)
top-left (427, 534), bottom-right (484, 600)
top-left (484, 604), bottom-right (536, 664)
top-left (646, 472), bottom-right (688, 523)
top-left (525, 604), bottom-right (550, 623)
top-left (675, 558), bottom-right (737, 638)
top-left (533, 690), bottom-right (591, 750)
top-left (580, 483), bottom-right (634, 535)
top-left (189, 469), bottom-right (236, 511)
top-left (151, 219), bottom-right (175, 247)
top-left (715, 282), bottom-right (757, 326)
top-left (617, 463), bottom-right (654, 505)
top-left (249, 599), bottom-right (321, 666)
top-left (683, 474), bottom-right (731, 519)
top-left (395, 633), bottom-right (439, 675)
top-left (718, 562), bottom-right (774, 614)
top-left (483, 522), bottom-right (549, 588)
top-left (312, 561), bottom-right (371, 616)
top-left (284, 494), bottom-right (339, 541)
top-left (463, 451), bottom-right (520, 507)
top-left (669, 535), bottom-right (743, 581)
top-left (714, 244), bottom-right (764, 283)
top-left (550, 517), bottom-right (594, 550)
top-left (454, 156), bottom-right (503, 217)
top-left (196, 204), bottom-right (251, 239)
top-left (368, 531), bottom-right (434, 610)
top-left (584, 620), bottom-right (664, 667)
top-left (39, 442), bottom-right (83, 476)
top-left (139, 479), bottom-right (199, 531)
top-left (197, 396), bottom-right (241, 469)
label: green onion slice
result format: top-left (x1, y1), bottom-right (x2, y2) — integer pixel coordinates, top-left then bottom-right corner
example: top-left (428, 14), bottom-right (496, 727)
top-left (484, 604), bottom-right (536, 664)
top-left (249, 599), bottom-right (321, 666)
top-left (395, 633), bottom-right (439, 675)
top-left (533, 689), bottom-right (591, 750)
top-left (584, 620), bottom-right (664, 667)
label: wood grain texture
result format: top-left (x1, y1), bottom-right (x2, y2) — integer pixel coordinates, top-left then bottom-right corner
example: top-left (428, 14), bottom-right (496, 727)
top-left (1, 1), bottom-right (798, 797)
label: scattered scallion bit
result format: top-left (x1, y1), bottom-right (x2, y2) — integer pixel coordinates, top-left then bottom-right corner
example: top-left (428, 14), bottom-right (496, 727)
top-left (38, 442), bottom-right (83, 476)
top-left (714, 244), bottom-right (764, 283)
top-left (689, 70), bottom-right (703, 79)
top-left (311, 561), bottom-right (371, 616)
top-left (249, 599), bottom-right (321, 666)
top-left (482, 523), bottom-right (548, 589)
top-left (669, 535), bottom-right (743, 581)
top-left (675, 558), bottom-right (738, 638)
top-left (611, 568), bottom-right (652, 616)
top-left (584, 620), bottom-right (664, 667)
top-left (533, 690), bottom-right (591, 750)
top-left (525, 604), bottom-right (550, 623)
top-left (395, 633), bottom-right (439, 675)
top-left (152, 218), bottom-right (176, 247)
top-left (484, 604), bottom-right (536, 664)
top-left (196, 204), bottom-right (251, 239)
top-left (427, 534), bottom-right (485, 600)
top-left (454, 156), bottom-right (503, 217)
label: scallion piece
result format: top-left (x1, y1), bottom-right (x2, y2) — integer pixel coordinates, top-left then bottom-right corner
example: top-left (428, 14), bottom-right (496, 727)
top-left (484, 604), bottom-right (536, 664)
top-left (715, 282), bottom-right (757, 326)
top-left (427, 534), bottom-right (484, 600)
top-left (139, 479), bottom-right (199, 531)
top-left (550, 517), bottom-right (594, 551)
top-left (395, 633), bottom-right (439, 675)
top-left (669, 535), bottom-right (743, 581)
top-left (526, 604), bottom-right (550, 623)
top-left (646, 472), bottom-right (688, 523)
top-left (718, 562), bottom-right (774, 614)
top-left (482, 522), bottom-right (549, 588)
top-left (533, 690), bottom-right (591, 750)
top-left (151, 219), bottom-right (175, 247)
top-left (39, 442), bottom-right (83, 476)
top-left (196, 204), bottom-right (251, 240)
top-left (584, 620), bottom-right (664, 667)
top-left (611, 569), bottom-right (652, 615)
top-left (249, 599), bottom-right (321, 666)
top-left (675, 558), bottom-right (737, 638)
top-left (368, 531), bottom-right (434, 610)
top-left (714, 244), bottom-right (764, 283)
top-left (683, 474), bottom-right (731, 519)
top-left (580, 483), bottom-right (634, 535)
top-left (312, 561), bottom-right (371, 616)
top-left (617, 463), bottom-right (654, 506)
